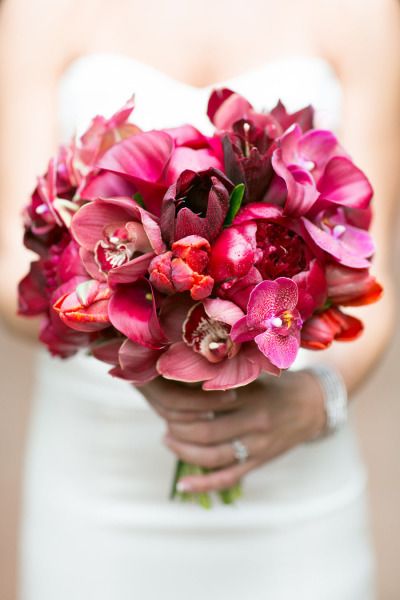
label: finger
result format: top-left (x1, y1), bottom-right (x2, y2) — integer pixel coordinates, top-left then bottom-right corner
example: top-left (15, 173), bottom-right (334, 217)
top-left (177, 459), bottom-right (259, 494)
top-left (167, 403), bottom-right (270, 445)
top-left (147, 397), bottom-right (216, 423)
top-left (164, 432), bottom-right (268, 470)
top-left (140, 378), bottom-right (242, 412)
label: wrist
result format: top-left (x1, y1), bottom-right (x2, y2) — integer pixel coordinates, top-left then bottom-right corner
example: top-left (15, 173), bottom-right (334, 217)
top-left (295, 370), bottom-right (327, 440)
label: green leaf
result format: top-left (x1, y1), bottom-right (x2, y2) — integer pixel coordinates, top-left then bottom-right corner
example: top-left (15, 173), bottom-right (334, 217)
top-left (224, 183), bottom-right (245, 227)
top-left (133, 192), bottom-right (145, 207)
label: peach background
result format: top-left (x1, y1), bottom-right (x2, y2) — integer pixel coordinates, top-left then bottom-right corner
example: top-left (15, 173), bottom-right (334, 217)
top-left (0, 254), bottom-right (399, 600)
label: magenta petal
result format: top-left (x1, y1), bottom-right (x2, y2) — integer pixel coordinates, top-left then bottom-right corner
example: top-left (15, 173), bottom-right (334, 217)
top-left (203, 298), bottom-right (244, 326)
top-left (272, 149), bottom-right (319, 216)
top-left (160, 295), bottom-right (195, 342)
top-left (97, 130), bottom-right (174, 182)
top-left (157, 342), bottom-right (218, 382)
top-left (255, 330), bottom-right (300, 369)
top-left (79, 248), bottom-right (105, 281)
top-left (72, 200), bottom-right (131, 250)
top-left (247, 278), bottom-right (299, 328)
top-left (233, 202), bottom-right (283, 225)
top-left (165, 147), bottom-right (223, 185)
top-left (108, 252), bottom-right (154, 287)
top-left (230, 316), bottom-right (260, 343)
top-left (108, 279), bottom-right (167, 349)
top-left (119, 339), bottom-right (161, 376)
top-left (91, 338), bottom-right (123, 365)
top-left (317, 156), bottom-right (373, 208)
top-left (243, 343), bottom-right (281, 377)
top-left (79, 171), bottom-right (136, 201)
top-left (302, 218), bottom-right (373, 268)
top-left (202, 350), bottom-right (261, 390)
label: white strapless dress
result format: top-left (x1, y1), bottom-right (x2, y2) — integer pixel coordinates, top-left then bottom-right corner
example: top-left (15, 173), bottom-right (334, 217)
top-left (19, 54), bottom-right (376, 600)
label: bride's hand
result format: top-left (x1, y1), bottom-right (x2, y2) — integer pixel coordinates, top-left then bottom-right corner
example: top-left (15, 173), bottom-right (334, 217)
top-left (140, 371), bottom-right (326, 494)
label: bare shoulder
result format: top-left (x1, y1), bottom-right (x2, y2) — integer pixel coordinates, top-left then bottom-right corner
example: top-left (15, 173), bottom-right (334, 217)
top-left (0, 0), bottom-right (82, 74)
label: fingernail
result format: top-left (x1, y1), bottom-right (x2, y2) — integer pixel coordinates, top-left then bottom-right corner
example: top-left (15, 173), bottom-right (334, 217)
top-left (177, 480), bottom-right (192, 493)
top-left (200, 411), bottom-right (215, 421)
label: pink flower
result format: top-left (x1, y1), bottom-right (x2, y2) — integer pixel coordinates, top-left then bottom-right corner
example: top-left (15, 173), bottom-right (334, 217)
top-left (231, 278), bottom-right (302, 369)
top-left (266, 125), bottom-right (373, 216)
top-left (89, 127), bottom-right (223, 216)
top-left (149, 235), bottom-right (214, 300)
top-left (77, 97), bottom-right (141, 170)
top-left (302, 207), bottom-right (375, 269)
top-left (209, 222), bottom-right (258, 283)
top-left (108, 278), bottom-right (167, 349)
top-left (71, 196), bottom-right (165, 286)
top-left (53, 279), bottom-right (112, 332)
top-left (301, 306), bottom-right (363, 350)
top-left (157, 298), bottom-right (279, 390)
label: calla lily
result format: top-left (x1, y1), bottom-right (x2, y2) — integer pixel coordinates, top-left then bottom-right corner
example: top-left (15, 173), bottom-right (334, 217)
top-left (301, 306), bottom-right (363, 350)
top-left (93, 128), bottom-right (223, 216)
top-left (108, 278), bottom-right (167, 349)
top-left (53, 279), bottom-right (112, 332)
top-left (231, 278), bottom-right (302, 369)
top-left (157, 299), bottom-right (279, 390)
top-left (149, 235), bottom-right (214, 300)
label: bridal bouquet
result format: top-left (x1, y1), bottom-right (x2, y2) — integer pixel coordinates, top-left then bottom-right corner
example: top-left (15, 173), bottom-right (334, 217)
top-left (18, 90), bottom-right (382, 506)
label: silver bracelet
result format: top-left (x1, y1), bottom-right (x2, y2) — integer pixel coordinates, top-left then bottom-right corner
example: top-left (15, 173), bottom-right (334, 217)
top-left (306, 364), bottom-right (348, 436)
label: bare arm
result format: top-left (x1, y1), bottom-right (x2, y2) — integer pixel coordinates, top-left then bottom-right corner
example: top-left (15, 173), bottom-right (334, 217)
top-left (316, 0), bottom-right (400, 393)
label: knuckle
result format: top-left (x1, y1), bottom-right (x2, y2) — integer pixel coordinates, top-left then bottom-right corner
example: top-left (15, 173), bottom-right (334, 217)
top-left (254, 408), bottom-right (270, 432)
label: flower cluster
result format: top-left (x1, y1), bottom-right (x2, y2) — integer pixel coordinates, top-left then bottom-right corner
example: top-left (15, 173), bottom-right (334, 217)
top-left (18, 90), bottom-right (382, 389)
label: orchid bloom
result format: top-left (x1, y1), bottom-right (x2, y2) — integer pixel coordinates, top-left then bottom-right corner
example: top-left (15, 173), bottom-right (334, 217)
top-left (302, 207), bottom-right (375, 269)
top-left (266, 125), bottom-right (373, 217)
top-left (149, 235), bottom-right (214, 300)
top-left (231, 278), bottom-right (302, 369)
top-left (157, 299), bottom-right (279, 390)
top-left (71, 196), bottom-right (165, 286)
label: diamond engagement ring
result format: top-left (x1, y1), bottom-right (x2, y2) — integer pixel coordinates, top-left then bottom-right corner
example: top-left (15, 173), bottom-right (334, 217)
top-left (232, 439), bottom-right (249, 464)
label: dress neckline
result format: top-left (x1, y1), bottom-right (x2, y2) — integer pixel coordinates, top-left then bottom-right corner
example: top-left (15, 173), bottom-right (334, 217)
top-left (61, 51), bottom-right (340, 96)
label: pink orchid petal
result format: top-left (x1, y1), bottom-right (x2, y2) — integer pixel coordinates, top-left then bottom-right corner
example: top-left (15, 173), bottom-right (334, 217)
top-left (72, 200), bottom-right (131, 250)
top-left (160, 295), bottom-right (195, 342)
top-left (302, 218), bottom-right (373, 268)
top-left (108, 279), bottom-right (167, 349)
top-left (202, 349), bottom-right (261, 390)
top-left (208, 90), bottom-right (253, 129)
top-left (272, 149), bottom-right (319, 216)
top-left (108, 252), bottom-right (154, 287)
top-left (230, 316), bottom-right (261, 343)
top-left (157, 342), bottom-right (218, 382)
top-left (247, 278), bottom-right (299, 328)
top-left (317, 156), bottom-right (373, 208)
top-left (119, 339), bottom-right (163, 379)
top-left (255, 329), bottom-right (300, 369)
top-left (241, 343), bottom-right (280, 377)
top-left (203, 298), bottom-right (244, 326)
top-left (79, 248), bottom-right (106, 281)
top-left (91, 338), bottom-right (123, 365)
top-left (298, 129), bottom-right (341, 177)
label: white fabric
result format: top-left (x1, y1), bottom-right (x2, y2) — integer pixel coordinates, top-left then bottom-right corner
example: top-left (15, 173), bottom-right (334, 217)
top-left (19, 53), bottom-right (376, 600)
